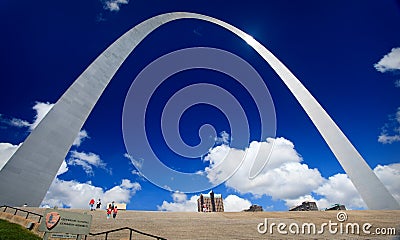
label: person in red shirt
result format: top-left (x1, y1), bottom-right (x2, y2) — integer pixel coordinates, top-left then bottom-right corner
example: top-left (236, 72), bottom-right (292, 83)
top-left (112, 206), bottom-right (118, 219)
top-left (89, 198), bottom-right (95, 211)
top-left (106, 204), bottom-right (112, 219)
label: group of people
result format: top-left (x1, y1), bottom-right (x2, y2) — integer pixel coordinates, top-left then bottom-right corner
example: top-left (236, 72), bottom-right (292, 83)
top-left (89, 198), bottom-right (102, 211)
top-left (88, 199), bottom-right (118, 219)
top-left (107, 201), bottom-right (118, 219)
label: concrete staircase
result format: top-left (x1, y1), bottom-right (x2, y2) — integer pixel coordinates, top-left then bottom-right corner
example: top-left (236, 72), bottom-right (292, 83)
top-left (2, 206), bottom-right (399, 239)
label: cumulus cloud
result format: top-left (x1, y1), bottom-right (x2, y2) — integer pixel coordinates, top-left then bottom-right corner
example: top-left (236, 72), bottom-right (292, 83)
top-left (378, 107), bottom-right (400, 144)
top-left (158, 192), bottom-right (198, 212)
top-left (309, 163), bottom-right (400, 210)
top-left (223, 195), bottom-right (252, 212)
top-left (204, 137), bottom-right (324, 200)
top-left (203, 137), bottom-right (399, 210)
top-left (0, 142), bottom-right (21, 171)
top-left (171, 191), bottom-right (188, 203)
top-left (42, 178), bottom-right (141, 209)
top-left (103, 0), bottom-right (129, 12)
top-left (374, 163), bottom-right (400, 202)
top-left (158, 192), bottom-right (252, 212)
top-left (30, 102), bottom-right (54, 130)
top-left (314, 174), bottom-right (366, 209)
top-left (103, 179), bottom-right (141, 205)
top-left (42, 179), bottom-right (103, 209)
top-left (374, 47), bottom-right (400, 73)
top-left (68, 150), bottom-right (107, 175)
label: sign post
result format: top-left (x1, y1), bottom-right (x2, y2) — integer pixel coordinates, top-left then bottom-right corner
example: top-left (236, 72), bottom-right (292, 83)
top-left (39, 208), bottom-right (92, 240)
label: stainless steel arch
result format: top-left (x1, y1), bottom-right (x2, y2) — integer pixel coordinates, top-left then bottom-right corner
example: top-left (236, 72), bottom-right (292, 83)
top-left (0, 12), bottom-right (398, 209)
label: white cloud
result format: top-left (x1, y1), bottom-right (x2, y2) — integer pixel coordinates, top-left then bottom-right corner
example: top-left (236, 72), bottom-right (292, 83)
top-left (42, 179), bottom-right (102, 209)
top-left (0, 142), bottom-right (21, 171)
top-left (223, 195), bottom-right (252, 212)
top-left (72, 130), bottom-right (89, 147)
top-left (378, 134), bottom-right (400, 144)
top-left (215, 131), bottom-right (230, 145)
top-left (0, 101), bottom-right (88, 175)
top-left (308, 163), bottom-right (400, 210)
top-left (103, 179), bottom-right (141, 205)
top-left (42, 178), bottom-right (140, 209)
top-left (374, 163), bottom-right (400, 202)
top-left (284, 195), bottom-right (318, 209)
top-left (378, 107), bottom-right (400, 144)
top-left (0, 114), bottom-right (30, 128)
top-left (120, 179), bottom-right (140, 189)
top-left (124, 153), bottom-right (143, 169)
top-left (203, 137), bottom-right (399, 210)
top-left (68, 150), bottom-right (106, 175)
top-left (1, 102), bottom-right (89, 147)
top-left (103, 0), bottom-right (129, 12)
top-left (172, 191), bottom-right (188, 203)
top-left (131, 169), bottom-right (144, 177)
top-left (9, 118), bottom-right (30, 128)
top-left (30, 102), bottom-right (54, 130)
top-left (374, 47), bottom-right (400, 73)
top-left (57, 160), bottom-right (69, 176)
top-left (158, 193), bottom-right (199, 212)
top-left (0, 101), bottom-right (53, 130)
top-left (3, 142), bottom-right (71, 177)
top-left (158, 192), bottom-right (252, 212)
top-left (205, 137), bottom-right (324, 200)
top-left (314, 173), bottom-right (366, 209)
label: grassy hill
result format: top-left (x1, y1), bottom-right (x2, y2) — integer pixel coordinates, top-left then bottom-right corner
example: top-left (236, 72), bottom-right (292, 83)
top-left (0, 219), bottom-right (41, 240)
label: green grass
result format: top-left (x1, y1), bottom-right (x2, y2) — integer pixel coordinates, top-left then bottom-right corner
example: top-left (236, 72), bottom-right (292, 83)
top-left (0, 219), bottom-right (41, 240)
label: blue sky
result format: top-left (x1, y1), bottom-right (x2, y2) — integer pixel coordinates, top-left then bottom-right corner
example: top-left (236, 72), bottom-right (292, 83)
top-left (0, 1), bottom-right (399, 211)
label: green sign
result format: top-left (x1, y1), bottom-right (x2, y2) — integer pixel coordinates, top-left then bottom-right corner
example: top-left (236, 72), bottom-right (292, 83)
top-left (39, 209), bottom-right (92, 235)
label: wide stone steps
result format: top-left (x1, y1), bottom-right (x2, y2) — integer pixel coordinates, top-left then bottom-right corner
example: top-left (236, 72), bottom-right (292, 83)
top-left (2, 207), bottom-right (399, 239)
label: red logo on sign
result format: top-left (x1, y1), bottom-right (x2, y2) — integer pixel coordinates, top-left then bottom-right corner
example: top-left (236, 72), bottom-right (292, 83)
top-left (45, 212), bottom-right (60, 230)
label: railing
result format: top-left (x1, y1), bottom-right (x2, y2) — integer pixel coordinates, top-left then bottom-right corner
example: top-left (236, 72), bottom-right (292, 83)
top-left (0, 205), bottom-right (167, 240)
top-left (0, 205), bottom-right (43, 223)
top-left (86, 227), bottom-right (167, 240)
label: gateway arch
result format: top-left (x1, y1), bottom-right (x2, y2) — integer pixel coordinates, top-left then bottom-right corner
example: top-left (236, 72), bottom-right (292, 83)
top-left (0, 12), bottom-right (398, 209)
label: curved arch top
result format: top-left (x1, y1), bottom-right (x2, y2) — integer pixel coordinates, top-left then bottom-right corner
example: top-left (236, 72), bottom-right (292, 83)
top-left (0, 12), bottom-right (398, 209)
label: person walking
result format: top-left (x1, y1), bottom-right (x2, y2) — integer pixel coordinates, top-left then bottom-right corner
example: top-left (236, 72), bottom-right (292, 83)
top-left (89, 198), bottom-right (95, 211)
top-left (106, 204), bottom-right (112, 219)
top-left (96, 199), bottom-right (101, 210)
top-left (112, 206), bottom-right (118, 219)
